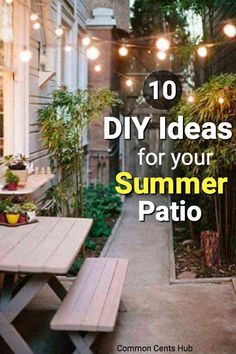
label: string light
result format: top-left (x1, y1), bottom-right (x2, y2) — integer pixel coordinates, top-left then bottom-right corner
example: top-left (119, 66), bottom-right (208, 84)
top-left (223, 23), bottom-right (236, 38)
top-left (94, 64), bottom-right (102, 72)
top-left (197, 46), bottom-right (208, 58)
top-left (156, 51), bottom-right (167, 60)
top-left (20, 47), bottom-right (32, 63)
top-left (126, 79), bottom-right (133, 87)
top-left (86, 46), bottom-right (100, 60)
top-left (33, 22), bottom-right (41, 30)
top-left (30, 13), bottom-right (39, 21)
top-left (156, 37), bottom-right (170, 51)
top-left (218, 97), bottom-right (224, 104)
top-left (119, 45), bottom-right (128, 57)
top-left (82, 36), bottom-right (91, 46)
top-left (64, 44), bottom-right (72, 52)
top-left (187, 95), bottom-right (195, 103)
top-left (55, 27), bottom-right (63, 37)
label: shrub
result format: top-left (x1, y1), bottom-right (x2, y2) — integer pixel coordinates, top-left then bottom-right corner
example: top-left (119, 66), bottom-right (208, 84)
top-left (84, 183), bottom-right (122, 238)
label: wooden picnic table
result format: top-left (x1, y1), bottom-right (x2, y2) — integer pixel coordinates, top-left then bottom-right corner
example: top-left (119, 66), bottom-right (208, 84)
top-left (0, 216), bottom-right (93, 354)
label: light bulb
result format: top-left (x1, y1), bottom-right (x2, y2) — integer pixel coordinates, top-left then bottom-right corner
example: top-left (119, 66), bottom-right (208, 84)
top-left (20, 48), bottom-right (32, 63)
top-left (5, 0), bottom-right (13, 4)
top-left (119, 46), bottom-right (128, 56)
top-left (55, 27), bottom-right (63, 37)
top-left (187, 95), bottom-right (194, 103)
top-left (197, 46), bottom-right (208, 58)
top-left (94, 64), bottom-right (102, 72)
top-left (126, 79), bottom-right (133, 87)
top-left (223, 24), bottom-right (236, 38)
top-left (30, 13), bottom-right (39, 21)
top-left (33, 22), bottom-right (41, 30)
top-left (218, 97), bottom-right (224, 104)
top-left (156, 51), bottom-right (167, 60)
top-left (64, 44), bottom-right (72, 52)
top-left (82, 36), bottom-right (91, 46)
top-left (86, 46), bottom-right (100, 60)
top-left (156, 37), bottom-right (170, 51)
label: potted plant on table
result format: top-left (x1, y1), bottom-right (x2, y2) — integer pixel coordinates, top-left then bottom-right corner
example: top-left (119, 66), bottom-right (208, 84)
top-left (5, 170), bottom-right (20, 191)
top-left (4, 154), bottom-right (28, 185)
top-left (21, 202), bottom-right (37, 223)
top-left (5, 204), bottom-right (20, 225)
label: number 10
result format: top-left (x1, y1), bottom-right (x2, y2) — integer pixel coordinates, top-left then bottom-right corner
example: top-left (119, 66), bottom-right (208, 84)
top-left (149, 80), bottom-right (177, 100)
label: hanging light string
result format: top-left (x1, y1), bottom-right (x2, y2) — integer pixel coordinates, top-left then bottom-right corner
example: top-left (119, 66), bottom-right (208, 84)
top-left (10, 0), bottom-right (236, 52)
top-left (2, 0), bottom-right (236, 76)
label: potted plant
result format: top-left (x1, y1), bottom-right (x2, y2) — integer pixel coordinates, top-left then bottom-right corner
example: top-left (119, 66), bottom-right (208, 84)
top-left (5, 204), bottom-right (20, 225)
top-left (5, 170), bottom-right (20, 191)
top-left (4, 154), bottom-right (28, 185)
top-left (21, 202), bottom-right (37, 223)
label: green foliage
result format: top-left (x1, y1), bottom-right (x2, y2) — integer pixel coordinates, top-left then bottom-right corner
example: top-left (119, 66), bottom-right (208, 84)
top-left (38, 88), bottom-right (120, 217)
top-left (172, 74), bottom-right (236, 178)
top-left (172, 73), bottom-right (236, 263)
top-left (5, 170), bottom-right (20, 184)
top-left (21, 202), bottom-right (37, 212)
top-left (131, 0), bottom-right (189, 36)
top-left (0, 199), bottom-right (13, 213)
top-left (85, 239), bottom-right (96, 251)
top-left (4, 154), bottom-right (27, 170)
top-left (131, 0), bottom-right (192, 67)
top-left (5, 204), bottom-right (20, 214)
top-left (68, 184), bottom-right (122, 276)
top-left (131, 0), bottom-right (163, 37)
top-left (84, 183), bottom-right (122, 238)
top-left (69, 256), bottom-right (84, 276)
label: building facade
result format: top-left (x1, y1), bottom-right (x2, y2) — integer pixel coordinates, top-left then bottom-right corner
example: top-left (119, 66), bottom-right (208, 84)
top-left (0, 0), bottom-right (88, 168)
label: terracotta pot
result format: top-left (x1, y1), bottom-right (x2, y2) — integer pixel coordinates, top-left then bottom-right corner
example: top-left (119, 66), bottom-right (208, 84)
top-left (11, 170), bottom-right (28, 186)
top-left (0, 213), bottom-right (6, 223)
top-left (19, 215), bottom-right (27, 224)
top-left (6, 183), bottom-right (18, 191)
top-left (6, 213), bottom-right (20, 225)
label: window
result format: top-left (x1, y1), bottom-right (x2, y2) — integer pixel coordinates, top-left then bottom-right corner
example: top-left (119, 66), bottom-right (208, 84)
top-left (60, 26), bottom-right (72, 89)
top-left (0, 0), bottom-right (14, 157)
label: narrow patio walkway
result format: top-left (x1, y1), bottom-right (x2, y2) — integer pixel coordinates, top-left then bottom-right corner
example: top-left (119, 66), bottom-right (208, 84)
top-left (94, 195), bottom-right (236, 354)
top-left (0, 195), bottom-right (235, 354)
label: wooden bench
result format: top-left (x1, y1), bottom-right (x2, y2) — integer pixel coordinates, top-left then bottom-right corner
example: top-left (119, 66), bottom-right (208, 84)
top-left (50, 257), bottom-right (128, 354)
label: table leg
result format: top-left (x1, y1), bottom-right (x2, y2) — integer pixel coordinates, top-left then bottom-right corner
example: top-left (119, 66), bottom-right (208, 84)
top-left (2, 274), bottom-right (50, 323)
top-left (0, 273), bottom-right (50, 354)
top-left (69, 332), bottom-right (95, 354)
top-left (48, 275), bottom-right (68, 301)
top-left (0, 273), bottom-right (15, 309)
top-left (0, 312), bottom-right (33, 354)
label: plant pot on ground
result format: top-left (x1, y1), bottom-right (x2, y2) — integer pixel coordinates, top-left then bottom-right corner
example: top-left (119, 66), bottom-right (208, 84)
top-left (21, 202), bottom-right (37, 223)
top-left (4, 170), bottom-right (20, 191)
top-left (5, 204), bottom-right (20, 225)
top-left (4, 154), bottom-right (28, 185)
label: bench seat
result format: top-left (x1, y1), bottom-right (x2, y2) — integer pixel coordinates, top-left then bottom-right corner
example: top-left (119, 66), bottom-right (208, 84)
top-left (50, 257), bottom-right (128, 333)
